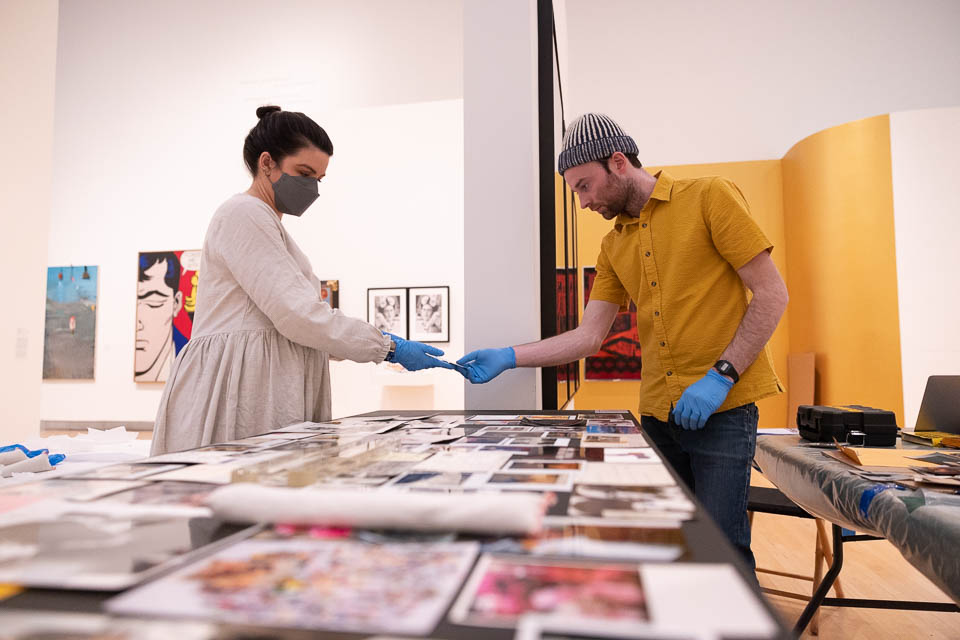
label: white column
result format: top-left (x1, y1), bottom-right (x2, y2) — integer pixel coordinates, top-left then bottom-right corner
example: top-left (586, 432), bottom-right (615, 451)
top-left (0, 0), bottom-right (59, 440)
top-left (463, 0), bottom-right (543, 409)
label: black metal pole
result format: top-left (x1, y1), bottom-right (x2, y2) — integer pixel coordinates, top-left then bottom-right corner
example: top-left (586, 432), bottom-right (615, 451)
top-left (537, 0), bottom-right (557, 410)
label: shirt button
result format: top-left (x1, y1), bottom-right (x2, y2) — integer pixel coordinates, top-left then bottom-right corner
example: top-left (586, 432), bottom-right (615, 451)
top-left (645, 252), bottom-right (651, 257)
top-left (666, 371), bottom-right (673, 376)
top-left (660, 341), bottom-right (665, 347)
top-left (642, 223), bottom-right (648, 228)
top-left (654, 311), bottom-right (660, 316)
top-left (651, 282), bottom-right (657, 287)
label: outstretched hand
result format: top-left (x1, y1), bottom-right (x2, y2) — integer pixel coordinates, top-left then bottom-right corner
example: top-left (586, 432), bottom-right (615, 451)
top-left (385, 334), bottom-right (455, 372)
top-left (456, 347), bottom-right (517, 384)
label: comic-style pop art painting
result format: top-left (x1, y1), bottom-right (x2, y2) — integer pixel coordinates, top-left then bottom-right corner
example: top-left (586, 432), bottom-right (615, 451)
top-left (135, 250), bottom-right (200, 382)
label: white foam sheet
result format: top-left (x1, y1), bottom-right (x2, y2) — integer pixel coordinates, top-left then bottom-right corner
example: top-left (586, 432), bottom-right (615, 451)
top-left (640, 563), bottom-right (778, 638)
top-left (206, 484), bottom-right (548, 535)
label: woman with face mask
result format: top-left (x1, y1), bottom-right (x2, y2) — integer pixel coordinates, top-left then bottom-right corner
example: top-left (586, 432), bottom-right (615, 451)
top-left (149, 106), bottom-right (453, 455)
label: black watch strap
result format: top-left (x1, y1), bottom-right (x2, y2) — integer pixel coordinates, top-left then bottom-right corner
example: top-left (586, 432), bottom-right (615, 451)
top-left (713, 359), bottom-right (739, 384)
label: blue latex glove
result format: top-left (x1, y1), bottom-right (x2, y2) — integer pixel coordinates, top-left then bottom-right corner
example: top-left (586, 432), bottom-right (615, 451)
top-left (0, 444), bottom-right (49, 458)
top-left (384, 333), bottom-right (454, 372)
top-left (673, 369), bottom-right (734, 430)
top-left (456, 347), bottom-right (517, 384)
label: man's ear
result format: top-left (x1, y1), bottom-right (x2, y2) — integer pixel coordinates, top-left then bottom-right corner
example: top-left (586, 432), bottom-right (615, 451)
top-left (610, 151), bottom-right (628, 174)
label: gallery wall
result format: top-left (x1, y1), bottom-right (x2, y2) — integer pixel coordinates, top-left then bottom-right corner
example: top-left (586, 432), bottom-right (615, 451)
top-left (41, 0), bottom-right (465, 425)
top-left (0, 0), bottom-right (59, 441)
top-left (889, 107), bottom-right (960, 429)
top-left (562, 0), bottom-right (960, 166)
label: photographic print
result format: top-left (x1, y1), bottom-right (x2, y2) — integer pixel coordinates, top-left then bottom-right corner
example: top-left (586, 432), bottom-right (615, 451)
top-left (136, 250), bottom-right (201, 382)
top-left (66, 463), bottom-right (185, 481)
top-left (450, 555), bottom-right (648, 627)
top-left (387, 471), bottom-right (483, 489)
top-left (107, 539), bottom-right (479, 635)
top-left (507, 460), bottom-right (583, 471)
top-left (43, 265), bottom-right (98, 379)
top-left (0, 479), bottom-right (148, 502)
top-left (0, 611), bottom-right (220, 640)
top-left (319, 279), bottom-right (339, 309)
top-left (484, 470), bottom-right (573, 492)
top-left (567, 484), bottom-right (695, 521)
top-left (367, 287), bottom-right (408, 339)
top-left (409, 286), bottom-right (449, 343)
top-left (583, 266), bottom-right (642, 381)
top-left (99, 481), bottom-right (217, 507)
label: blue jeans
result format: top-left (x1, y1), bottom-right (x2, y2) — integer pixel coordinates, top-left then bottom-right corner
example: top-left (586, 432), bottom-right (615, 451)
top-left (641, 403), bottom-right (758, 572)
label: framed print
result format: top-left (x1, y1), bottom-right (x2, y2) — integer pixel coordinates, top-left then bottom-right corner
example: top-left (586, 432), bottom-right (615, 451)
top-left (43, 265), bottom-right (98, 379)
top-left (368, 287), bottom-right (408, 339)
top-left (135, 250), bottom-right (201, 382)
top-left (319, 279), bottom-right (339, 309)
top-left (409, 286), bottom-right (449, 343)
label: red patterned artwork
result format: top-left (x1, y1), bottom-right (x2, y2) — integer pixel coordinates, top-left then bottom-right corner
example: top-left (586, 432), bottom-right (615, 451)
top-left (583, 267), bottom-right (642, 380)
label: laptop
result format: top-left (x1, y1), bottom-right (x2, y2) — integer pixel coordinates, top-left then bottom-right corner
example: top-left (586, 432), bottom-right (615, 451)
top-left (902, 375), bottom-right (960, 445)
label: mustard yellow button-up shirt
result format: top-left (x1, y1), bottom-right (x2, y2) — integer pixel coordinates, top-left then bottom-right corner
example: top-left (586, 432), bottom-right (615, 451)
top-left (589, 171), bottom-right (783, 421)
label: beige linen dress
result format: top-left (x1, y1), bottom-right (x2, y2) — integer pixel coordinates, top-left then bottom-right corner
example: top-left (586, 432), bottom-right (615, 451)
top-left (150, 194), bottom-right (390, 454)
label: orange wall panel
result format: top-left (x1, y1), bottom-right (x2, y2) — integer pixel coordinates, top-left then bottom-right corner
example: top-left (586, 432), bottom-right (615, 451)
top-left (781, 115), bottom-right (904, 425)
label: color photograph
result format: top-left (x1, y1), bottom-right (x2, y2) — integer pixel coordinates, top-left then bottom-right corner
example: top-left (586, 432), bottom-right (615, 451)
top-left (107, 539), bottom-right (478, 635)
top-left (450, 555), bottom-right (648, 626)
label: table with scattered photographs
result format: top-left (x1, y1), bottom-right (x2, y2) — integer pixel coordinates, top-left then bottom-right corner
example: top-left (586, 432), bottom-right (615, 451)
top-left (0, 410), bottom-right (791, 640)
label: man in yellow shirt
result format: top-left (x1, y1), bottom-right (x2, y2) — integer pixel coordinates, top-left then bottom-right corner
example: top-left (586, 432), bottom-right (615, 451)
top-left (459, 113), bottom-right (788, 570)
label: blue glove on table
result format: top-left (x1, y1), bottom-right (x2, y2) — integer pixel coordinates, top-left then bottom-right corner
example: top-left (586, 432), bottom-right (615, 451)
top-left (673, 369), bottom-right (734, 430)
top-left (456, 347), bottom-right (516, 384)
top-left (384, 333), bottom-right (454, 372)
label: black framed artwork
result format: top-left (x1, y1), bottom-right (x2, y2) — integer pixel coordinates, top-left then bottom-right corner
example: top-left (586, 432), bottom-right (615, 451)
top-left (409, 286), bottom-right (450, 343)
top-left (367, 287), bottom-right (408, 340)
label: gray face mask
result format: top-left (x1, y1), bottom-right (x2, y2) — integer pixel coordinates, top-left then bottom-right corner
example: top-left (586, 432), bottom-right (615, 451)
top-left (271, 172), bottom-right (319, 217)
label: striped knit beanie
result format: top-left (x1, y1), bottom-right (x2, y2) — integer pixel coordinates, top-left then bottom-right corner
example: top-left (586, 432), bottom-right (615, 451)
top-left (558, 113), bottom-right (638, 175)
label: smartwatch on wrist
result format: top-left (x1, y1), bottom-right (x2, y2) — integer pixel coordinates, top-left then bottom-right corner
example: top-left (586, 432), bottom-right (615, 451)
top-left (385, 338), bottom-right (398, 362)
top-left (713, 359), bottom-right (739, 383)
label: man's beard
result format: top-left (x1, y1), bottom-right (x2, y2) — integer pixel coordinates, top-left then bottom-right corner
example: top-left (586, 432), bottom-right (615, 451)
top-left (600, 173), bottom-right (633, 216)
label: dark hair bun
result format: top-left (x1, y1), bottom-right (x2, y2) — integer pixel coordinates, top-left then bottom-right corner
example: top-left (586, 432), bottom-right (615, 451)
top-left (256, 105), bottom-right (282, 119)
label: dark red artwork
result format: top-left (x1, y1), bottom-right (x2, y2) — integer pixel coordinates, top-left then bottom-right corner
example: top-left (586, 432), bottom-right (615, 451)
top-left (583, 267), bottom-right (642, 380)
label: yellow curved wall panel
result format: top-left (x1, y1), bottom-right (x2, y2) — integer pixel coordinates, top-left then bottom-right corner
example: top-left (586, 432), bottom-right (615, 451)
top-left (781, 115), bottom-right (904, 426)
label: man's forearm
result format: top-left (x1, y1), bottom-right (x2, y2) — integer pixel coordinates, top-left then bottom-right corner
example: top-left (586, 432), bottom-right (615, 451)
top-left (514, 327), bottom-right (601, 368)
top-left (720, 288), bottom-right (788, 377)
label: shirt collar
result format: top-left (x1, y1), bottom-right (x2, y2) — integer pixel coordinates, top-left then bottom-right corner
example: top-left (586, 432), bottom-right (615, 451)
top-left (614, 170), bottom-right (674, 231)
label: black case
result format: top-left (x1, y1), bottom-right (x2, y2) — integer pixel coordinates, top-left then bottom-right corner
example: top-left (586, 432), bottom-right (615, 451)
top-left (797, 404), bottom-right (899, 446)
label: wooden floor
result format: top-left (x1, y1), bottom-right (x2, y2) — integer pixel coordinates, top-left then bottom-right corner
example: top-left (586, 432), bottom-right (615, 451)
top-left (751, 472), bottom-right (959, 638)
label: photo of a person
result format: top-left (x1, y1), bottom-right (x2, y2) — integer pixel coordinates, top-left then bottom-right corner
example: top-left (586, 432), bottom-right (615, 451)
top-left (136, 252), bottom-right (183, 382)
top-left (374, 295), bottom-right (402, 334)
top-left (408, 286), bottom-right (449, 342)
top-left (415, 294), bottom-right (443, 334)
